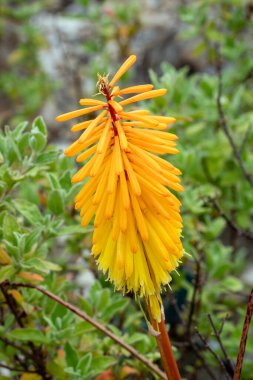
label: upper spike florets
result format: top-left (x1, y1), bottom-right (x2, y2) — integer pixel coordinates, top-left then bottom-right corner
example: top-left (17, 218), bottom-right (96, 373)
top-left (56, 55), bottom-right (184, 322)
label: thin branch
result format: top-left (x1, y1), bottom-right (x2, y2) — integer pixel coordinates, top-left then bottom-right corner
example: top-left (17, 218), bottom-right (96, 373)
top-left (186, 254), bottom-right (202, 336)
top-left (0, 283), bottom-right (24, 327)
top-left (173, 340), bottom-right (216, 380)
top-left (195, 328), bottom-right (232, 380)
top-left (218, 315), bottom-right (229, 335)
top-left (239, 125), bottom-right (252, 155)
top-left (216, 54), bottom-right (253, 188)
top-left (213, 199), bottom-right (253, 241)
top-left (0, 337), bottom-right (34, 360)
top-left (233, 288), bottom-right (253, 380)
top-left (190, 343), bottom-right (217, 380)
top-left (6, 282), bottom-right (167, 380)
top-left (0, 363), bottom-right (36, 373)
top-left (0, 283), bottom-right (51, 379)
top-left (207, 314), bottom-right (234, 375)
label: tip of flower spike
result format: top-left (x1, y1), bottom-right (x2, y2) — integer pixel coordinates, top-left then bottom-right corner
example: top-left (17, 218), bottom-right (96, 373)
top-left (109, 55), bottom-right (137, 88)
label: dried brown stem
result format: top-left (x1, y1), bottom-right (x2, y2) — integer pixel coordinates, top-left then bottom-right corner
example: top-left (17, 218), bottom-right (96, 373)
top-left (233, 289), bottom-right (253, 380)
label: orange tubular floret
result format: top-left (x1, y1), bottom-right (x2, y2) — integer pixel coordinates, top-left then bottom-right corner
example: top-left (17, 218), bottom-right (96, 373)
top-left (119, 89), bottom-right (167, 106)
top-left (109, 55), bottom-right (137, 88)
top-left (56, 105), bottom-right (105, 122)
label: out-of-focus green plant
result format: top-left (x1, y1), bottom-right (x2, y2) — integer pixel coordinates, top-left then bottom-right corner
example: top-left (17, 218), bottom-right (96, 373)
top-left (0, 1), bottom-right (53, 125)
top-left (148, 1), bottom-right (253, 378)
top-left (0, 119), bottom-right (159, 380)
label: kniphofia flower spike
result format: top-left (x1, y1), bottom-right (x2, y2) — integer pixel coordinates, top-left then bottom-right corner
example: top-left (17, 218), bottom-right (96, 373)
top-left (56, 55), bottom-right (184, 322)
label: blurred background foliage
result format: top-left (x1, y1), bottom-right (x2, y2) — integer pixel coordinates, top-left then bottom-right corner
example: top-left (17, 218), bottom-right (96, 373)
top-left (0, 0), bottom-right (253, 379)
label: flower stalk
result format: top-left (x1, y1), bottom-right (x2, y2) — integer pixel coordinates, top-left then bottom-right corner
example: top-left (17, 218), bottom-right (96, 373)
top-left (148, 304), bottom-right (181, 380)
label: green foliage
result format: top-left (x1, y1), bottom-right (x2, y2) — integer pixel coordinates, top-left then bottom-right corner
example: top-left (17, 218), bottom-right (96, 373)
top-left (1, 1), bottom-right (253, 379)
top-left (149, 1), bottom-right (253, 378)
top-left (0, 119), bottom-right (156, 379)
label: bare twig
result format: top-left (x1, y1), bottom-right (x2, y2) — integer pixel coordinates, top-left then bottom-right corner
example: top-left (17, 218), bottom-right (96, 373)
top-left (218, 315), bottom-right (229, 335)
top-left (186, 254), bottom-right (202, 336)
top-left (191, 343), bottom-right (217, 380)
top-left (207, 314), bottom-right (234, 375)
top-left (0, 363), bottom-right (37, 373)
top-left (0, 283), bottom-right (51, 379)
top-left (0, 337), bottom-right (34, 360)
top-left (195, 328), bottom-right (231, 380)
top-left (6, 282), bottom-right (167, 380)
top-left (233, 289), bottom-right (253, 380)
top-left (239, 125), bottom-right (252, 155)
top-left (213, 199), bottom-right (253, 241)
top-left (216, 54), bottom-right (253, 188)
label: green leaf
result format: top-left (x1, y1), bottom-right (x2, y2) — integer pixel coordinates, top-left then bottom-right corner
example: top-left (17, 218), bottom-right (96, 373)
top-left (92, 356), bottom-right (116, 373)
top-left (8, 328), bottom-right (49, 343)
top-left (65, 342), bottom-right (79, 369)
top-left (14, 199), bottom-right (42, 225)
top-left (29, 131), bottom-right (46, 152)
top-left (3, 214), bottom-right (19, 242)
top-left (24, 228), bottom-right (42, 252)
top-left (32, 116), bottom-right (47, 137)
top-left (79, 297), bottom-right (93, 316)
top-left (77, 352), bottom-right (92, 374)
top-left (58, 225), bottom-right (93, 236)
top-left (102, 297), bottom-right (129, 320)
top-left (0, 266), bottom-right (16, 282)
top-left (12, 121), bottom-right (29, 139)
top-left (48, 189), bottom-right (65, 215)
top-left (95, 288), bottom-right (110, 313)
top-left (222, 276), bottom-right (243, 292)
top-left (46, 173), bottom-right (61, 189)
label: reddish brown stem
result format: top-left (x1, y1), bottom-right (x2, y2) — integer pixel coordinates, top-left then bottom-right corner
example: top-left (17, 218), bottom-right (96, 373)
top-left (233, 289), bottom-right (253, 380)
top-left (148, 309), bottom-right (181, 380)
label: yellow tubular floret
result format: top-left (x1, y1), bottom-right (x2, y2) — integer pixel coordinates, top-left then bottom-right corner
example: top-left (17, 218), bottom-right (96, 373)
top-left (122, 152), bottom-right (141, 196)
top-left (57, 54), bottom-right (184, 322)
top-left (128, 185), bottom-right (149, 241)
